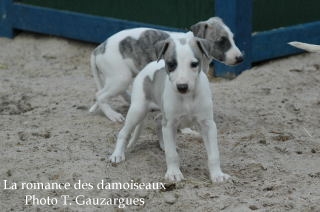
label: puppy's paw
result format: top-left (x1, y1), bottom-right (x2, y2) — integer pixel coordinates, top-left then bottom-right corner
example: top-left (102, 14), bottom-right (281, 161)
top-left (165, 168), bottom-right (184, 182)
top-left (210, 171), bottom-right (231, 183)
top-left (109, 152), bottom-right (125, 163)
top-left (107, 111), bottom-right (125, 122)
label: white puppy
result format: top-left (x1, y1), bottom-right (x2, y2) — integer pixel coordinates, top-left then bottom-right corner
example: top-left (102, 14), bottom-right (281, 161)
top-left (89, 17), bottom-right (243, 122)
top-left (109, 32), bottom-right (230, 183)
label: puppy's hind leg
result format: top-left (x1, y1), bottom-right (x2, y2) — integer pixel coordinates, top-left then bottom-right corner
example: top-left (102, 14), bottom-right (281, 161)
top-left (97, 89), bottom-right (124, 122)
top-left (89, 53), bottom-right (104, 113)
top-left (97, 74), bottom-right (132, 122)
top-left (109, 104), bottom-right (148, 163)
top-left (120, 91), bottom-right (131, 105)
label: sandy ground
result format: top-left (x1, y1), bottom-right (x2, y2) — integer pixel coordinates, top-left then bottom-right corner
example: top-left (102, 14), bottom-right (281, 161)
top-left (0, 33), bottom-right (319, 212)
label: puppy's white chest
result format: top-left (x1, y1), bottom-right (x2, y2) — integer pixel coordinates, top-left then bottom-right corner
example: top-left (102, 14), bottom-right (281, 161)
top-left (179, 95), bottom-right (197, 113)
top-left (174, 98), bottom-right (199, 125)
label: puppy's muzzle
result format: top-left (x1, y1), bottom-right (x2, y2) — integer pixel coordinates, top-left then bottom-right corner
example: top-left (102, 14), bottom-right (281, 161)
top-left (235, 55), bottom-right (244, 64)
top-left (176, 83), bottom-right (188, 94)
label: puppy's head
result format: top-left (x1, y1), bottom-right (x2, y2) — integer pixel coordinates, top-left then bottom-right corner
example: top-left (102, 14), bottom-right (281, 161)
top-left (190, 17), bottom-right (243, 66)
top-left (155, 33), bottom-right (209, 94)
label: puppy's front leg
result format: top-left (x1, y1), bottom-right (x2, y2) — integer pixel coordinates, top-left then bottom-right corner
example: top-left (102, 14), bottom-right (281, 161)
top-left (162, 120), bottom-right (184, 182)
top-left (109, 104), bottom-right (148, 163)
top-left (199, 119), bottom-right (230, 183)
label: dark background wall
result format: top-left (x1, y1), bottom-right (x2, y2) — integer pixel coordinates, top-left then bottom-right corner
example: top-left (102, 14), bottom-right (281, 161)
top-left (20, 0), bottom-right (320, 32)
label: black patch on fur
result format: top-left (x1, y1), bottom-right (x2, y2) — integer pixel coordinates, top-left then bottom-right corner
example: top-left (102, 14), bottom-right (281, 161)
top-left (214, 36), bottom-right (231, 61)
top-left (165, 59), bottom-right (177, 73)
top-left (119, 30), bottom-right (170, 70)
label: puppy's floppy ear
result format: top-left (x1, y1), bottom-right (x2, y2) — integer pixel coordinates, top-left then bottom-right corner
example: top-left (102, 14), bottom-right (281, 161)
top-left (195, 38), bottom-right (210, 58)
top-left (190, 22), bottom-right (208, 39)
top-left (155, 40), bottom-right (170, 62)
top-left (195, 38), bottom-right (212, 74)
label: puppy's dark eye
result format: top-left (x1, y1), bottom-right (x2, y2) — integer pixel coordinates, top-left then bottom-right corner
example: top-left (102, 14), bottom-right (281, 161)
top-left (191, 61), bottom-right (199, 68)
top-left (166, 60), bottom-right (177, 72)
top-left (216, 36), bottom-right (228, 46)
top-left (218, 36), bottom-right (227, 42)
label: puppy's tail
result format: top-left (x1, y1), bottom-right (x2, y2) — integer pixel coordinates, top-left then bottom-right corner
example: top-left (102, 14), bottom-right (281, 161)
top-left (89, 53), bottom-right (104, 113)
top-left (288, 41), bottom-right (320, 53)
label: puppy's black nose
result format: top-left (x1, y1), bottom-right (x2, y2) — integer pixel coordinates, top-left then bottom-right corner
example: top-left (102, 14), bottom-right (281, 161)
top-left (177, 83), bottom-right (188, 93)
top-left (236, 55), bottom-right (244, 63)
